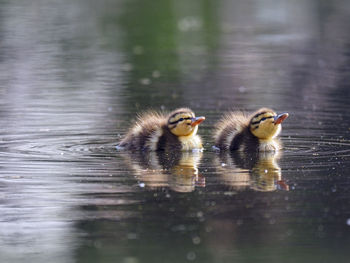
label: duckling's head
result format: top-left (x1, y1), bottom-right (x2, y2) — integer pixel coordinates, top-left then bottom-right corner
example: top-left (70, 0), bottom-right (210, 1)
top-left (167, 108), bottom-right (205, 137)
top-left (249, 108), bottom-right (289, 140)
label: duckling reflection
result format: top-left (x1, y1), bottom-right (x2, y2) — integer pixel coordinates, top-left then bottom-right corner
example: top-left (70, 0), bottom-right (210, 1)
top-left (121, 150), bottom-right (204, 192)
top-left (168, 151), bottom-right (205, 192)
top-left (215, 151), bottom-right (288, 192)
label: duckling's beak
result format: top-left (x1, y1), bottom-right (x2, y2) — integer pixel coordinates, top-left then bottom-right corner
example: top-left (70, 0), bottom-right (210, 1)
top-left (274, 113), bottom-right (289, 125)
top-left (191, 116), bottom-right (205, 127)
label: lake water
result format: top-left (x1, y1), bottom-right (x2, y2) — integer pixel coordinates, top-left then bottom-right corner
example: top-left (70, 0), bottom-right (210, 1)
top-left (1, 0), bottom-right (350, 262)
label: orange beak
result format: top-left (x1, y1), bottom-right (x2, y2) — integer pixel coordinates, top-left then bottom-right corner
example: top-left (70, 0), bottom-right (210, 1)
top-left (191, 116), bottom-right (205, 127)
top-left (277, 180), bottom-right (289, 191)
top-left (274, 113), bottom-right (289, 125)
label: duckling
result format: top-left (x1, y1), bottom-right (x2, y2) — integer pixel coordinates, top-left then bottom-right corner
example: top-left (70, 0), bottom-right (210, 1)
top-left (214, 108), bottom-right (289, 152)
top-left (118, 108), bottom-right (205, 151)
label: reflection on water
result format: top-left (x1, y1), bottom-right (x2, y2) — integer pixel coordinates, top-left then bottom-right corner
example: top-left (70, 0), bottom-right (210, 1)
top-left (1, 0), bottom-right (350, 262)
top-left (121, 151), bottom-right (205, 192)
top-left (215, 150), bottom-right (288, 192)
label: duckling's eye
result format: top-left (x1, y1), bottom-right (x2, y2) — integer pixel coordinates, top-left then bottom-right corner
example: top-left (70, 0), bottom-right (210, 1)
top-left (261, 116), bottom-right (274, 122)
top-left (178, 118), bottom-right (184, 122)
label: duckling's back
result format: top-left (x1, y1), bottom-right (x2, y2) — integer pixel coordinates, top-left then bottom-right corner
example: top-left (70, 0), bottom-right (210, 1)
top-left (214, 111), bottom-right (250, 150)
top-left (118, 112), bottom-right (167, 151)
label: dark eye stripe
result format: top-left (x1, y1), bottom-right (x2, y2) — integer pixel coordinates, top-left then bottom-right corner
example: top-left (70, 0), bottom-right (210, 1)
top-left (169, 111), bottom-right (188, 120)
top-left (168, 117), bottom-right (192, 125)
top-left (252, 111), bottom-right (267, 119)
top-left (251, 116), bottom-right (274, 125)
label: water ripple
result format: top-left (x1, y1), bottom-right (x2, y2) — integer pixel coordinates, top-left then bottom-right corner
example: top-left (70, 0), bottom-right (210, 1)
top-left (283, 135), bottom-right (350, 158)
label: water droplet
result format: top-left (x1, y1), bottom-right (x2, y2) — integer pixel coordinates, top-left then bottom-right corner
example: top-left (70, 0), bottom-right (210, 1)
top-left (139, 78), bottom-right (151, 85)
top-left (116, 145), bottom-right (125, 150)
top-left (346, 219), bottom-right (350, 226)
top-left (133, 45), bottom-right (144, 55)
top-left (152, 70), bottom-right (161, 78)
top-left (197, 211), bottom-right (203, 218)
top-left (192, 236), bottom-right (201, 245)
top-left (178, 17), bottom-right (202, 32)
top-left (187, 251), bottom-right (196, 261)
top-left (238, 86), bottom-right (246, 93)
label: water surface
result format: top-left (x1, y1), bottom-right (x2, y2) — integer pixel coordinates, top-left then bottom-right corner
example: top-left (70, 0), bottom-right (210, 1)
top-left (1, 0), bottom-right (350, 262)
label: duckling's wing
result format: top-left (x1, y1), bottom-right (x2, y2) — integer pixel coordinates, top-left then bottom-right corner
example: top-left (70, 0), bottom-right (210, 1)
top-left (214, 111), bottom-right (249, 149)
top-left (135, 111), bottom-right (166, 138)
top-left (214, 111), bottom-right (249, 137)
top-left (119, 111), bottom-right (166, 150)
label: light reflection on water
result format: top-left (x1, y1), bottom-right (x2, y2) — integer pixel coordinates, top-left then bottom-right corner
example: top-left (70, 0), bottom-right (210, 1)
top-left (1, 0), bottom-right (350, 262)
top-left (214, 150), bottom-right (288, 192)
top-left (121, 151), bottom-right (205, 192)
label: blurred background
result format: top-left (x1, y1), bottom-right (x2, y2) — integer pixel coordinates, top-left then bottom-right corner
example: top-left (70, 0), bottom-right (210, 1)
top-left (0, 0), bottom-right (350, 262)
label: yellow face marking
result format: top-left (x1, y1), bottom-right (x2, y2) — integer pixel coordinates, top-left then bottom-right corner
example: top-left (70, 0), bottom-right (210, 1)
top-left (168, 112), bottom-right (197, 137)
top-left (250, 111), bottom-right (281, 140)
top-left (251, 112), bottom-right (275, 125)
top-left (169, 113), bottom-right (193, 124)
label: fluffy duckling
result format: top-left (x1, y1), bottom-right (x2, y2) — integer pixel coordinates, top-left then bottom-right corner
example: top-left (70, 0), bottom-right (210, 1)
top-left (118, 108), bottom-right (205, 151)
top-left (214, 108), bottom-right (289, 152)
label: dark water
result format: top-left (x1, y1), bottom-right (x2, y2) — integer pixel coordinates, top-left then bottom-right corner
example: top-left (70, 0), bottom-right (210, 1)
top-left (1, 0), bottom-right (350, 262)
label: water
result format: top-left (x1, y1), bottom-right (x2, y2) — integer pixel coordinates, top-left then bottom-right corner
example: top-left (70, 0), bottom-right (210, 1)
top-left (1, 0), bottom-right (350, 262)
